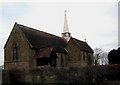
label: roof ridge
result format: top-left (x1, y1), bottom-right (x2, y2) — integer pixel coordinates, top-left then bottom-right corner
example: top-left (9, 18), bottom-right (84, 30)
top-left (72, 37), bottom-right (85, 43)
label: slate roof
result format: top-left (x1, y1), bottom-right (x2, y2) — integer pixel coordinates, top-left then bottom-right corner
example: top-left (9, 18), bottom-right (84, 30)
top-left (34, 48), bottom-right (54, 58)
top-left (17, 23), bottom-right (67, 53)
top-left (16, 23), bottom-right (93, 53)
top-left (72, 38), bottom-right (93, 53)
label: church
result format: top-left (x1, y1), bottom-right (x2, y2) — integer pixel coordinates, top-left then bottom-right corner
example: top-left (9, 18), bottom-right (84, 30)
top-left (4, 11), bottom-right (94, 71)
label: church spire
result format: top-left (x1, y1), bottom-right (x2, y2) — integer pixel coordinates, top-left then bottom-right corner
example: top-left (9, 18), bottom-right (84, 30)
top-left (62, 10), bottom-right (71, 42)
top-left (63, 10), bottom-right (69, 33)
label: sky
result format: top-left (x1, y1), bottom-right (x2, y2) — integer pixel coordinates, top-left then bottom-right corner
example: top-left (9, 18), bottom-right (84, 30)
top-left (0, 0), bottom-right (119, 65)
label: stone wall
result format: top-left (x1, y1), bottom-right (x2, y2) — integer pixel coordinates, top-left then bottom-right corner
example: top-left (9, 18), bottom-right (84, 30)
top-left (4, 24), bottom-right (31, 71)
top-left (56, 53), bottom-right (67, 67)
top-left (66, 39), bottom-right (85, 67)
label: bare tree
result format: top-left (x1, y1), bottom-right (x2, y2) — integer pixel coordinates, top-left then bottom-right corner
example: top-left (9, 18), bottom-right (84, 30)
top-left (101, 52), bottom-right (108, 65)
top-left (94, 48), bottom-right (108, 65)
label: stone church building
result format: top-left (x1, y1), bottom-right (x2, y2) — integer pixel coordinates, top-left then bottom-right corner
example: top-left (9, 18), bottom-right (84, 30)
top-left (4, 12), bottom-right (94, 71)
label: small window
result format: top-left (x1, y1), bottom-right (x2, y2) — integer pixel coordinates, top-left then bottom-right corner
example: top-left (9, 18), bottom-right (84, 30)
top-left (13, 46), bottom-right (19, 61)
top-left (83, 52), bottom-right (86, 61)
top-left (61, 55), bottom-right (63, 65)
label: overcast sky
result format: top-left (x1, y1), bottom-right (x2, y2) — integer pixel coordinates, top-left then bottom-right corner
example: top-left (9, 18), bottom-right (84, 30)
top-left (0, 1), bottom-right (119, 65)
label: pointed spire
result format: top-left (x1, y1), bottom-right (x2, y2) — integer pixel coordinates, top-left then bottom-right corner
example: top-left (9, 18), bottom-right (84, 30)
top-left (63, 10), bottom-right (69, 33)
top-left (62, 10), bottom-right (71, 42)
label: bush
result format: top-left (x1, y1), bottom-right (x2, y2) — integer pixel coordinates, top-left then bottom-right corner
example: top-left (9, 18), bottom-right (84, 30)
top-left (2, 65), bottom-right (120, 84)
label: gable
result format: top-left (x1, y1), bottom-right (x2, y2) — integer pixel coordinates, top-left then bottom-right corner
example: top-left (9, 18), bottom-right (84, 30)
top-left (4, 22), bottom-right (31, 64)
top-left (4, 22), bottom-right (29, 49)
top-left (73, 38), bottom-right (93, 53)
top-left (33, 48), bottom-right (58, 58)
top-left (67, 37), bottom-right (93, 53)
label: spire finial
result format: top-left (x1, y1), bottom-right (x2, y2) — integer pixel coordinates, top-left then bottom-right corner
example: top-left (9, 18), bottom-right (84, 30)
top-left (63, 10), bottom-right (69, 33)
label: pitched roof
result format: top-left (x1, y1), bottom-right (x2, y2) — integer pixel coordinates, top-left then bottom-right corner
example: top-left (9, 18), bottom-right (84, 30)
top-left (34, 48), bottom-right (54, 58)
top-left (16, 23), bottom-right (67, 53)
top-left (72, 38), bottom-right (94, 53)
top-left (15, 23), bottom-right (93, 53)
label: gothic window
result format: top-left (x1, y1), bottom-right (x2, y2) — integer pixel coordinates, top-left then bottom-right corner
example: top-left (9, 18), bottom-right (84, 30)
top-left (83, 52), bottom-right (86, 61)
top-left (61, 55), bottom-right (63, 65)
top-left (13, 46), bottom-right (19, 61)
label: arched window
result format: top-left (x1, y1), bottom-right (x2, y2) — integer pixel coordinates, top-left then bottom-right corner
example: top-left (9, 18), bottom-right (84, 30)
top-left (13, 44), bottom-right (19, 61)
top-left (61, 55), bottom-right (63, 65)
top-left (83, 52), bottom-right (86, 61)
